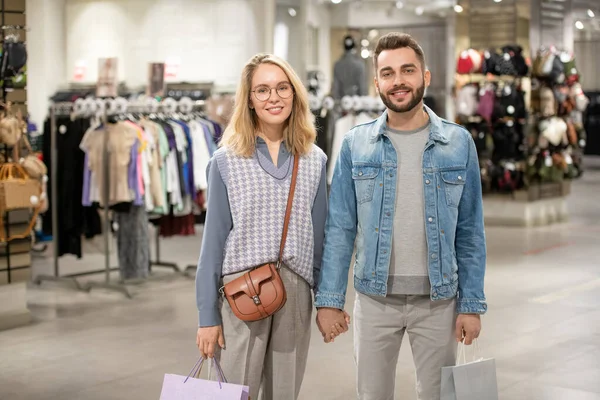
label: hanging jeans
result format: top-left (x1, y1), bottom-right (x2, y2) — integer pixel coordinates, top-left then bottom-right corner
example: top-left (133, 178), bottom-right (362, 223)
top-left (115, 205), bottom-right (149, 280)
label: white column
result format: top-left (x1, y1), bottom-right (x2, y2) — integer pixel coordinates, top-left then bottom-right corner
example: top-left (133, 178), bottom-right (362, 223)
top-left (529, 0), bottom-right (541, 59)
top-left (26, 0), bottom-right (67, 125)
top-left (445, 14), bottom-right (456, 120)
top-left (263, 0), bottom-right (276, 53)
top-left (563, 0), bottom-right (574, 52)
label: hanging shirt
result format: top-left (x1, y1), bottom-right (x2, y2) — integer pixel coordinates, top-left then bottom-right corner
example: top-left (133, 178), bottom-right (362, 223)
top-left (79, 122), bottom-right (138, 206)
top-left (327, 112), bottom-right (374, 184)
top-left (189, 120), bottom-right (211, 191)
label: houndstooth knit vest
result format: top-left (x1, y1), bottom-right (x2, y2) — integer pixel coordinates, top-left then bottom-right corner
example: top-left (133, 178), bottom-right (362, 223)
top-left (215, 144), bottom-right (326, 286)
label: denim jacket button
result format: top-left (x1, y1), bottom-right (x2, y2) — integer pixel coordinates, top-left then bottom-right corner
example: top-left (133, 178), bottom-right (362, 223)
top-left (431, 253), bottom-right (437, 259)
top-left (425, 179), bottom-right (431, 184)
top-left (428, 217), bottom-right (433, 222)
top-left (359, 171), bottom-right (363, 176)
top-left (458, 176), bottom-right (463, 180)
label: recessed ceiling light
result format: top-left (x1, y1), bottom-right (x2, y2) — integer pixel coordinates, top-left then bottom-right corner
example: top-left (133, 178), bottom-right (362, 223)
top-left (494, 0), bottom-right (502, 3)
top-left (575, 20), bottom-right (584, 30)
top-left (288, 7), bottom-right (297, 17)
top-left (396, 1), bottom-right (404, 9)
top-left (454, 5), bottom-right (464, 12)
top-left (361, 48), bottom-right (370, 59)
top-left (415, 6), bottom-right (424, 15)
top-left (361, 39), bottom-right (369, 47)
top-left (588, 9), bottom-right (595, 18)
top-left (331, 0), bottom-right (342, 4)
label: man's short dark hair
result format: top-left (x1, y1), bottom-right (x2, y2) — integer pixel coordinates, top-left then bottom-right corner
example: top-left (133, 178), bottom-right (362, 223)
top-left (373, 32), bottom-right (426, 71)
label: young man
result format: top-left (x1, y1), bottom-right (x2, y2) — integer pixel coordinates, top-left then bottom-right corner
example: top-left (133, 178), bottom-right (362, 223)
top-left (315, 33), bottom-right (488, 400)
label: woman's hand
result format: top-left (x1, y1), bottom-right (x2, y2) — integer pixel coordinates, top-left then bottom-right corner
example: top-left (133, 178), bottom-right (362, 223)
top-left (196, 325), bottom-right (225, 359)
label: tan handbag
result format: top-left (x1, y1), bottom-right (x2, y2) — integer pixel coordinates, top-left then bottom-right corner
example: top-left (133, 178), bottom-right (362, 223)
top-left (0, 162), bottom-right (42, 242)
top-left (19, 134), bottom-right (47, 179)
top-left (0, 115), bottom-right (22, 146)
top-left (221, 155), bottom-right (299, 322)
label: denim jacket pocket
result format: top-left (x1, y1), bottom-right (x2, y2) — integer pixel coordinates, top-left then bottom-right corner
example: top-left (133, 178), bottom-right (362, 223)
top-left (352, 166), bottom-right (379, 204)
top-left (440, 169), bottom-right (466, 208)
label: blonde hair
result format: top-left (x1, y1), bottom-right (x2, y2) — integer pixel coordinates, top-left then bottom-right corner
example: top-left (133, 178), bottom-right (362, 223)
top-left (220, 54), bottom-right (316, 157)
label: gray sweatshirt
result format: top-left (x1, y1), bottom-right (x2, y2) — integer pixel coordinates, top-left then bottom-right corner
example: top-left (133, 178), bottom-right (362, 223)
top-left (386, 122), bottom-right (431, 295)
top-left (195, 138), bottom-right (328, 327)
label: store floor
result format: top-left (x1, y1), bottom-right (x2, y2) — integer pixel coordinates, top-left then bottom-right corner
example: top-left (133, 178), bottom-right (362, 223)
top-left (1, 158), bottom-right (599, 400)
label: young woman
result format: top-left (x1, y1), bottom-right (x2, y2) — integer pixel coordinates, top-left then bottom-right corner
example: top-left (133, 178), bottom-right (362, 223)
top-left (195, 54), bottom-right (330, 400)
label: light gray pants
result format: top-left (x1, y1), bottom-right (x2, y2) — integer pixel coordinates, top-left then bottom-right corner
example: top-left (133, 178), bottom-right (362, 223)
top-left (354, 293), bottom-right (457, 400)
top-left (216, 267), bottom-right (312, 400)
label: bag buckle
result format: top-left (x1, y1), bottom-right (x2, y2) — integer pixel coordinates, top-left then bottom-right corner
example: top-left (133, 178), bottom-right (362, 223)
top-left (252, 295), bottom-right (261, 305)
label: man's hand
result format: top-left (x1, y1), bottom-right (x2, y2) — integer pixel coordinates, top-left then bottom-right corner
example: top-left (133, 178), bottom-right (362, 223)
top-left (455, 314), bottom-right (481, 345)
top-left (196, 325), bottom-right (225, 359)
top-left (316, 308), bottom-right (351, 343)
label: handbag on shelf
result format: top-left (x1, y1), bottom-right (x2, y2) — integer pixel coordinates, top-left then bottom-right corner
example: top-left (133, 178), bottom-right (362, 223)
top-left (0, 114), bottom-right (21, 146)
top-left (19, 134), bottom-right (47, 180)
top-left (0, 162), bottom-right (42, 242)
top-left (221, 154), bottom-right (299, 322)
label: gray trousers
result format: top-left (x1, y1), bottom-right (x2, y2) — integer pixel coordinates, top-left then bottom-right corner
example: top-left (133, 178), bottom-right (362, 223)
top-left (354, 293), bottom-right (457, 400)
top-left (216, 266), bottom-right (312, 400)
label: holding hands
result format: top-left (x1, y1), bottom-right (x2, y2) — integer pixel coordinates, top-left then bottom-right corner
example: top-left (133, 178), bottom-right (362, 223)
top-left (316, 308), bottom-right (351, 343)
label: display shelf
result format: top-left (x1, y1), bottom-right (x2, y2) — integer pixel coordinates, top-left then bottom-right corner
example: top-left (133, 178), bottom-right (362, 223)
top-left (483, 194), bottom-right (569, 227)
top-left (0, 281), bottom-right (31, 331)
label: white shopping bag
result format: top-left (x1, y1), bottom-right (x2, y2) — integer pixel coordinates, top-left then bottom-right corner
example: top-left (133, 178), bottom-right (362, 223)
top-left (440, 340), bottom-right (499, 400)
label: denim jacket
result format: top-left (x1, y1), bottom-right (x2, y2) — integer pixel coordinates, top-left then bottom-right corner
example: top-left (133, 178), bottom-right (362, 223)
top-left (315, 106), bottom-right (487, 314)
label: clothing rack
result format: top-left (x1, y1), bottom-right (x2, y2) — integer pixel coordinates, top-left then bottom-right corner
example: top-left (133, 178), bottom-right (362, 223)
top-left (35, 96), bottom-right (208, 295)
top-left (34, 101), bottom-right (127, 295)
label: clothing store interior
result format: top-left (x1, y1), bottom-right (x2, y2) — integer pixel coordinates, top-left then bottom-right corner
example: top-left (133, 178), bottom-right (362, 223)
top-left (0, 0), bottom-right (599, 399)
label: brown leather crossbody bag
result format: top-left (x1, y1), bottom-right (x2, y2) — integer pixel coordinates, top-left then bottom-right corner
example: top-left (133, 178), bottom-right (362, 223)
top-left (220, 154), bottom-right (299, 322)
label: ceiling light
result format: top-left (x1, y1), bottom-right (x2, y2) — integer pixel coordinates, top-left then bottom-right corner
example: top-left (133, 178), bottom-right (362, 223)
top-left (288, 7), bottom-right (297, 17)
top-left (575, 20), bottom-right (584, 30)
top-left (361, 48), bottom-right (370, 59)
top-left (361, 39), bottom-right (369, 47)
top-left (415, 6), bottom-right (424, 15)
top-left (331, 0), bottom-right (342, 4)
top-left (494, 0), bottom-right (502, 3)
top-left (588, 9), bottom-right (595, 18)
top-left (454, 5), bottom-right (463, 12)
top-left (368, 29), bottom-right (379, 39)
top-left (396, 1), bottom-right (404, 9)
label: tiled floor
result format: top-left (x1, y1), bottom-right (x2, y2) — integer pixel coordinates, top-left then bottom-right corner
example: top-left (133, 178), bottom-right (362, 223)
top-left (1, 157), bottom-right (599, 400)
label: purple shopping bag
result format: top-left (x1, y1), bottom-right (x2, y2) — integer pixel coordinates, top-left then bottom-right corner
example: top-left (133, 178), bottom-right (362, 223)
top-left (160, 357), bottom-right (250, 400)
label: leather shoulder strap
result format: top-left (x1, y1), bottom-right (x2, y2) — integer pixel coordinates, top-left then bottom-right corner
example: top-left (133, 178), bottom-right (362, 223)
top-left (278, 154), bottom-right (300, 262)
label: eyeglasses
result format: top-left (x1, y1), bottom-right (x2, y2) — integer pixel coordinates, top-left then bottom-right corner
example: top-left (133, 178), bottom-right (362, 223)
top-left (251, 83), bottom-right (294, 102)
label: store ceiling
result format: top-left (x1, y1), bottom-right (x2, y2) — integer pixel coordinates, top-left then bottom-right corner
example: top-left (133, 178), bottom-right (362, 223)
top-left (319, 0), bottom-right (599, 34)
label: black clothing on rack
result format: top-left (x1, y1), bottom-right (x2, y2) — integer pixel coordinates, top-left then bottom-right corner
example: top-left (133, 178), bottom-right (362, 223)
top-left (42, 116), bottom-right (101, 258)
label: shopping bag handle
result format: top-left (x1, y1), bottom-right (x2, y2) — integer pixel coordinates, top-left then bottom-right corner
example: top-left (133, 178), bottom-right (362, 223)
top-left (184, 357), bottom-right (228, 388)
top-left (456, 339), bottom-right (482, 365)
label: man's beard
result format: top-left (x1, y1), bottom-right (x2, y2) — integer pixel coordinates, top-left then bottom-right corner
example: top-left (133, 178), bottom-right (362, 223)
top-left (379, 81), bottom-right (425, 113)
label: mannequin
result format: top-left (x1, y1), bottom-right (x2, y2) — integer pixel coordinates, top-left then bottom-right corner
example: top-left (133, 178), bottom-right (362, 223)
top-left (331, 35), bottom-right (367, 100)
